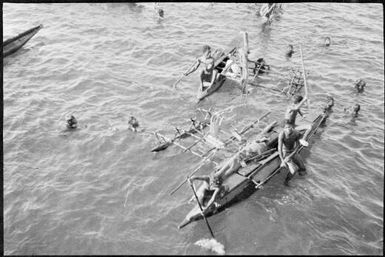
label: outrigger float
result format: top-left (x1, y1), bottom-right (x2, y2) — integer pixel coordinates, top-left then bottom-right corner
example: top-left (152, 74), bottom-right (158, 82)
top-left (3, 24), bottom-right (43, 58)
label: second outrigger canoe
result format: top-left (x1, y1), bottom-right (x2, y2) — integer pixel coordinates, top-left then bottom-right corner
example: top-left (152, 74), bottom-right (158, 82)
top-left (178, 102), bottom-right (333, 229)
top-left (3, 24), bottom-right (43, 58)
top-left (196, 47), bottom-right (237, 102)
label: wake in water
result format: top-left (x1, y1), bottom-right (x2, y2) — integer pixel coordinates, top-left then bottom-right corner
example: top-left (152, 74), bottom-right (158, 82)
top-left (195, 238), bottom-right (225, 255)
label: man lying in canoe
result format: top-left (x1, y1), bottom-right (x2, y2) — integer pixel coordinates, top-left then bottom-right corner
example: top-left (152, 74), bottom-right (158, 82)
top-left (278, 121), bottom-right (307, 186)
top-left (213, 135), bottom-right (270, 180)
top-left (184, 45), bottom-right (219, 93)
top-left (285, 95), bottom-right (311, 147)
top-left (188, 136), bottom-right (270, 214)
top-left (188, 122), bottom-right (276, 208)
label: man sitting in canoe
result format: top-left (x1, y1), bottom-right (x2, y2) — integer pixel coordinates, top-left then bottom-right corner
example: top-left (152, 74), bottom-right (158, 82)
top-left (184, 45), bottom-right (219, 93)
top-left (186, 139), bottom-right (271, 215)
top-left (187, 174), bottom-right (226, 215)
top-left (285, 95), bottom-right (311, 147)
top-left (278, 121), bottom-right (307, 186)
top-left (188, 122), bottom-right (276, 207)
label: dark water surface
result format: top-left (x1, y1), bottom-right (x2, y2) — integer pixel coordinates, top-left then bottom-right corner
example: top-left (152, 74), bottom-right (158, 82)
top-left (3, 3), bottom-right (383, 255)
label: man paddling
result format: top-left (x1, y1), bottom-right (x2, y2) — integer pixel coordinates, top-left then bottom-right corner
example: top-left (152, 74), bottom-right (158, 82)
top-left (184, 45), bottom-right (219, 94)
top-left (188, 174), bottom-right (226, 214)
top-left (278, 121), bottom-right (307, 186)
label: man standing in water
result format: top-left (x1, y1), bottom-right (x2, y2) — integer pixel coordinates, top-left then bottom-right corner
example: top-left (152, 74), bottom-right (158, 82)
top-left (278, 122), bottom-right (307, 186)
top-left (184, 45), bottom-right (219, 93)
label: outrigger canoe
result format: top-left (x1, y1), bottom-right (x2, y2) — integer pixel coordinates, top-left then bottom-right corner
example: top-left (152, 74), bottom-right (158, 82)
top-left (3, 24), bottom-right (43, 58)
top-left (178, 103), bottom-right (332, 229)
top-left (196, 47), bottom-right (237, 102)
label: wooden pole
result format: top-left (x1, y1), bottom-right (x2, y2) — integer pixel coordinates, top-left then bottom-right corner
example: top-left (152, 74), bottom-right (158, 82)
top-left (299, 44), bottom-right (310, 109)
top-left (173, 60), bottom-right (197, 89)
top-left (188, 178), bottom-right (215, 238)
top-left (241, 31), bottom-right (249, 94)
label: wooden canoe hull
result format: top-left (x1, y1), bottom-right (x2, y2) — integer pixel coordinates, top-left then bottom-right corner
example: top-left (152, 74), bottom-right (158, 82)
top-left (178, 108), bottom-right (330, 229)
top-left (196, 74), bottom-right (227, 102)
top-left (3, 24), bottom-right (43, 58)
top-left (196, 47), bottom-right (237, 102)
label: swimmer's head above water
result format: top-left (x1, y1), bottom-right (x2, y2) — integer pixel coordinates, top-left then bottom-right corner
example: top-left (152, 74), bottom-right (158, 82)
top-left (128, 116), bottom-right (139, 132)
top-left (286, 44), bottom-right (294, 57)
top-left (66, 115), bottom-right (77, 129)
top-left (324, 37), bottom-right (331, 47)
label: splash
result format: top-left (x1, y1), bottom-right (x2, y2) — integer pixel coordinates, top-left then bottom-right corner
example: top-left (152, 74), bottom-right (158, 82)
top-left (195, 238), bottom-right (225, 255)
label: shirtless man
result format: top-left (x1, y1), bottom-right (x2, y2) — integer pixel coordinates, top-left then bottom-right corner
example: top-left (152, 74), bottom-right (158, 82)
top-left (188, 173), bottom-right (225, 214)
top-left (213, 121), bottom-right (276, 181)
top-left (66, 115), bottom-right (78, 129)
top-left (185, 45), bottom-right (219, 92)
top-left (284, 95), bottom-right (311, 146)
top-left (213, 137), bottom-right (269, 180)
top-left (286, 44), bottom-right (294, 58)
top-left (324, 36), bottom-right (331, 47)
top-left (222, 53), bottom-right (242, 79)
top-left (278, 122), bottom-right (307, 186)
top-left (344, 103), bottom-right (360, 118)
top-left (354, 79), bottom-right (366, 93)
top-left (260, 3), bottom-right (276, 20)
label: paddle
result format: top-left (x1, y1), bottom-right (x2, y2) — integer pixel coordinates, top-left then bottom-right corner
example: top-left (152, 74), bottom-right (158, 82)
top-left (173, 60), bottom-right (197, 89)
top-left (188, 178), bottom-right (215, 238)
top-left (299, 44), bottom-right (310, 109)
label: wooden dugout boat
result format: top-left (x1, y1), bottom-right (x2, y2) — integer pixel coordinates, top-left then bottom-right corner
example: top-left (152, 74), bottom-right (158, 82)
top-left (178, 104), bottom-right (332, 229)
top-left (196, 47), bottom-right (237, 102)
top-left (3, 24), bottom-right (43, 58)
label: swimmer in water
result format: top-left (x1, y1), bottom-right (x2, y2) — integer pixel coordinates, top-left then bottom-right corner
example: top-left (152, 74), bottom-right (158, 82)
top-left (128, 116), bottom-right (139, 132)
top-left (344, 104), bottom-right (360, 118)
top-left (354, 79), bottom-right (366, 93)
top-left (260, 3), bottom-right (276, 20)
top-left (184, 45), bottom-right (219, 93)
top-left (323, 96), bottom-right (335, 111)
top-left (154, 2), bottom-right (164, 18)
top-left (286, 44), bottom-right (294, 58)
top-left (66, 115), bottom-right (78, 129)
top-left (324, 37), bottom-right (331, 47)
